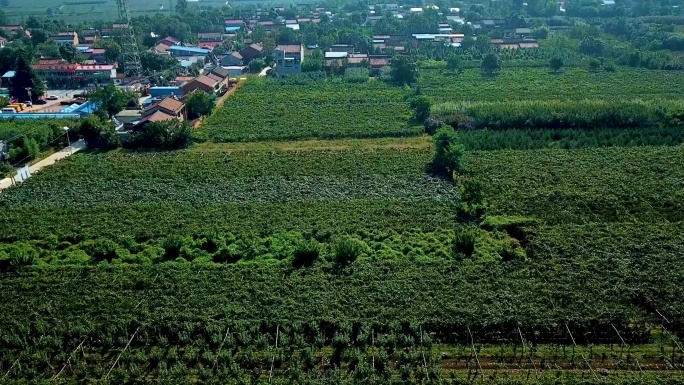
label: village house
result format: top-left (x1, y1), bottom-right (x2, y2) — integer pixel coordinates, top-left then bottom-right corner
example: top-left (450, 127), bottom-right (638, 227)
top-left (0, 37), bottom-right (7, 49)
top-left (239, 43), bottom-right (263, 63)
top-left (274, 45), bottom-right (303, 74)
top-left (224, 19), bottom-right (244, 33)
top-left (220, 51), bottom-right (244, 66)
top-left (53, 32), bottom-right (79, 46)
top-left (149, 36), bottom-right (180, 54)
top-left (32, 59), bottom-right (117, 87)
top-left (198, 32), bottom-right (223, 42)
top-left (0, 25), bottom-right (29, 38)
top-left (136, 96), bottom-right (186, 127)
top-left (180, 74), bottom-right (221, 95)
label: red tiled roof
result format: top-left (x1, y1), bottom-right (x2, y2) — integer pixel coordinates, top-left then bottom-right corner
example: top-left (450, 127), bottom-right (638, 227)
top-left (206, 73), bottom-right (223, 82)
top-left (231, 51), bottom-right (243, 59)
top-left (33, 60), bottom-right (78, 71)
top-left (197, 75), bottom-right (219, 87)
top-left (370, 58), bottom-right (390, 66)
top-left (199, 41), bottom-right (223, 49)
top-left (139, 110), bottom-right (176, 124)
top-left (0, 25), bottom-right (23, 31)
top-left (225, 19), bottom-right (243, 24)
top-left (157, 97), bottom-right (184, 113)
top-left (150, 43), bottom-right (171, 53)
top-left (276, 44), bottom-right (301, 54)
top-left (76, 64), bottom-right (116, 71)
top-left (198, 32), bottom-right (222, 39)
top-left (258, 21), bottom-right (275, 26)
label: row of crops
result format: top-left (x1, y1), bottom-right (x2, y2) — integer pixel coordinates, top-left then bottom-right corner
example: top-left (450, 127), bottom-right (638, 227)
top-left (432, 99), bottom-right (684, 130)
top-left (418, 68), bottom-right (684, 103)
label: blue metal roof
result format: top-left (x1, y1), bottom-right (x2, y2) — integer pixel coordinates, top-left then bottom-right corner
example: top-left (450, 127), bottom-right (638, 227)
top-left (0, 113), bottom-right (82, 119)
top-left (2, 71), bottom-right (16, 78)
top-left (169, 46), bottom-right (210, 54)
top-left (225, 26), bottom-right (241, 32)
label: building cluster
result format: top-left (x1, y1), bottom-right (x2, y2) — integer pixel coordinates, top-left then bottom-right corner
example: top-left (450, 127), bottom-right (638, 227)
top-left (114, 65), bottom-right (233, 129)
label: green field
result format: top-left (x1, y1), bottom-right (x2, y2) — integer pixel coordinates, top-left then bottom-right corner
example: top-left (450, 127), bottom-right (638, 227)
top-left (2, 140), bottom-right (684, 382)
top-left (200, 79), bottom-right (419, 142)
top-left (3, 60), bottom-right (684, 383)
top-left (418, 68), bottom-right (684, 102)
top-left (2, 0), bottom-right (277, 22)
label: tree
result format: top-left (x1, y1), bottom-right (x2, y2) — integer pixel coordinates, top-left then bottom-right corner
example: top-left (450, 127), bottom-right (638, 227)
top-left (480, 52), bottom-right (501, 76)
top-left (31, 29), bottom-right (50, 45)
top-left (79, 115), bottom-right (120, 150)
top-left (127, 120), bottom-right (192, 150)
top-left (248, 58), bottom-right (266, 73)
top-left (95, 39), bottom-right (122, 63)
top-left (431, 127), bottom-right (465, 176)
top-left (588, 58), bottom-right (601, 73)
top-left (301, 50), bottom-right (324, 72)
top-left (9, 54), bottom-right (45, 102)
top-left (579, 36), bottom-right (606, 56)
top-left (409, 95), bottom-right (431, 122)
top-left (446, 54), bottom-right (462, 73)
top-left (140, 51), bottom-right (180, 73)
top-left (88, 85), bottom-right (138, 117)
top-left (389, 55), bottom-right (418, 85)
top-left (250, 25), bottom-right (267, 43)
top-left (185, 90), bottom-right (216, 119)
top-left (37, 42), bottom-right (60, 58)
top-left (59, 44), bottom-right (77, 62)
top-left (549, 56), bottom-right (564, 73)
top-left (176, 0), bottom-right (188, 14)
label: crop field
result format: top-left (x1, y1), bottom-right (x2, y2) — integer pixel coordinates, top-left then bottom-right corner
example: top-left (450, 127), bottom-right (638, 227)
top-left (2, 0), bottom-right (289, 23)
top-left (1, 139), bottom-right (684, 382)
top-left (200, 79), bottom-right (419, 142)
top-left (418, 68), bottom-right (684, 102)
top-left (3, 63), bottom-right (684, 383)
top-left (0, 143), bottom-right (455, 242)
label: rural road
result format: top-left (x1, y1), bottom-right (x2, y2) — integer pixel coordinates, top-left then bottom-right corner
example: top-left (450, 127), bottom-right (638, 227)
top-left (259, 66), bottom-right (271, 77)
top-left (0, 140), bottom-right (86, 192)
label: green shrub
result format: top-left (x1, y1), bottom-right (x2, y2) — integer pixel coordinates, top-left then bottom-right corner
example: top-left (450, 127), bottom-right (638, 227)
top-left (292, 239), bottom-right (321, 268)
top-left (82, 238), bottom-right (119, 262)
top-left (331, 236), bottom-right (368, 267)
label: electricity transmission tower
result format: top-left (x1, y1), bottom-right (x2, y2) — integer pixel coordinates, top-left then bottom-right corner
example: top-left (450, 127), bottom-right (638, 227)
top-left (116, 0), bottom-right (143, 78)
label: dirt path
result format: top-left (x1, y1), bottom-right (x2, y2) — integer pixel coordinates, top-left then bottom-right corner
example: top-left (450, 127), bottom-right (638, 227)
top-left (0, 140), bottom-right (86, 192)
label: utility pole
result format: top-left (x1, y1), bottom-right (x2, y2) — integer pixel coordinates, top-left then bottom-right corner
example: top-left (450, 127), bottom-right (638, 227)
top-left (116, 0), bottom-right (143, 78)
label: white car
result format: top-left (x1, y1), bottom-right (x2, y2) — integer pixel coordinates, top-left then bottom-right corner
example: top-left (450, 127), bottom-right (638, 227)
top-left (46, 95), bottom-right (59, 100)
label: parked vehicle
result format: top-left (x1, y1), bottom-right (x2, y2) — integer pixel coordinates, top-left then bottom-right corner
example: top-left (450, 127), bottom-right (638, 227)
top-left (1, 107), bottom-right (17, 114)
top-left (46, 95), bottom-right (58, 100)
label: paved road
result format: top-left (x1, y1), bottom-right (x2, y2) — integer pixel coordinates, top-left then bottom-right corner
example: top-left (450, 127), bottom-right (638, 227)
top-left (259, 66), bottom-right (272, 77)
top-left (0, 140), bottom-right (86, 192)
